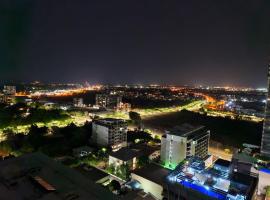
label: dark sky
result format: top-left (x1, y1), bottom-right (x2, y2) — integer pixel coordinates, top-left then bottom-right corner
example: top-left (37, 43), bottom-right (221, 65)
top-left (1, 0), bottom-right (270, 87)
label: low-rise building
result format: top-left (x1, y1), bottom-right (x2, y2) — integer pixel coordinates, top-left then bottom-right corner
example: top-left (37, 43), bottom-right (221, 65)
top-left (109, 145), bottom-right (160, 170)
top-left (131, 163), bottom-right (171, 200)
top-left (109, 148), bottom-right (139, 170)
top-left (0, 152), bottom-right (115, 200)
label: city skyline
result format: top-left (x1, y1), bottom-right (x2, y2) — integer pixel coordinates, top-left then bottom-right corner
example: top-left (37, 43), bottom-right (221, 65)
top-left (1, 0), bottom-right (270, 87)
top-left (1, 1), bottom-right (270, 199)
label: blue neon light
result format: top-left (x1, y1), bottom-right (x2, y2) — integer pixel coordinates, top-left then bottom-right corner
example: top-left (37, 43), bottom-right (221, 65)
top-left (179, 180), bottom-right (226, 200)
top-left (260, 168), bottom-right (270, 174)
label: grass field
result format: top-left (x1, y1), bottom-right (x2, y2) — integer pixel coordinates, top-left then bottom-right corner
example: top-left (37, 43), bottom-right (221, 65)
top-left (142, 110), bottom-right (263, 148)
top-left (99, 100), bottom-right (205, 120)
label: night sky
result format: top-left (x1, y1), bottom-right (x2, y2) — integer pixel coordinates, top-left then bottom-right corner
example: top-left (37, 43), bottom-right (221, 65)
top-left (1, 0), bottom-right (270, 87)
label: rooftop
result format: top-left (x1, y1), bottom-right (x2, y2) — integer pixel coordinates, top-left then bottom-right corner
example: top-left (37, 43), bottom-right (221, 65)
top-left (166, 123), bottom-right (208, 140)
top-left (110, 147), bottom-right (140, 161)
top-left (123, 190), bottom-right (156, 200)
top-left (0, 152), bottom-right (116, 200)
top-left (214, 159), bottom-right (231, 168)
top-left (132, 163), bottom-right (171, 185)
top-left (75, 165), bottom-right (109, 183)
top-left (110, 145), bottom-right (159, 161)
top-left (166, 157), bottom-right (257, 200)
top-left (93, 118), bottom-right (127, 126)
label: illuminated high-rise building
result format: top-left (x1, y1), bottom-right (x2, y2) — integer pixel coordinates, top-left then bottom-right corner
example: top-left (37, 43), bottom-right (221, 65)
top-left (73, 98), bottom-right (84, 107)
top-left (3, 85), bottom-right (16, 95)
top-left (95, 94), bottom-right (122, 110)
top-left (261, 64), bottom-right (270, 158)
top-left (161, 124), bottom-right (210, 169)
top-left (2, 85), bottom-right (16, 105)
top-left (92, 118), bottom-right (127, 151)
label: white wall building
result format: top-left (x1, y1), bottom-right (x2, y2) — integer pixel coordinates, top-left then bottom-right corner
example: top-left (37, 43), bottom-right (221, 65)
top-left (73, 98), bottom-right (84, 107)
top-left (92, 118), bottom-right (127, 150)
top-left (131, 163), bottom-right (170, 200)
top-left (161, 124), bottom-right (210, 169)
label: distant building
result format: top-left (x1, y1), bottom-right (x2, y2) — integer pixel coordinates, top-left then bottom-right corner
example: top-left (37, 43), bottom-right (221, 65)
top-left (3, 85), bottom-right (16, 95)
top-left (0, 93), bottom-right (4, 103)
top-left (261, 64), bottom-right (270, 158)
top-left (118, 102), bottom-right (131, 112)
top-left (95, 94), bottom-right (122, 110)
top-left (164, 157), bottom-right (257, 200)
top-left (92, 118), bottom-right (127, 150)
top-left (73, 98), bottom-right (84, 107)
top-left (161, 124), bottom-right (210, 169)
top-left (43, 102), bottom-right (56, 109)
top-left (1, 85), bottom-right (16, 104)
top-left (0, 152), bottom-right (115, 200)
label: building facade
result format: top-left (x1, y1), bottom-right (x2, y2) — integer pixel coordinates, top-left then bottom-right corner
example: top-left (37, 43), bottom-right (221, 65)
top-left (95, 94), bottom-right (122, 110)
top-left (261, 64), bottom-right (270, 158)
top-left (73, 98), bottom-right (84, 107)
top-left (161, 124), bottom-right (210, 169)
top-left (92, 118), bottom-right (127, 150)
top-left (1, 85), bottom-right (16, 104)
top-left (3, 85), bottom-right (16, 95)
top-left (131, 163), bottom-right (170, 200)
top-left (109, 148), bottom-right (138, 170)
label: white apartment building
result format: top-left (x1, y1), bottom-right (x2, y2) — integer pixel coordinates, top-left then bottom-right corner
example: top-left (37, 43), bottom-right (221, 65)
top-left (161, 124), bottom-right (210, 169)
top-left (92, 118), bottom-right (127, 150)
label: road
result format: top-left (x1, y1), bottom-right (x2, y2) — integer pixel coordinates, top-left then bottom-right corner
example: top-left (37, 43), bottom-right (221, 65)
top-left (208, 146), bottom-right (233, 161)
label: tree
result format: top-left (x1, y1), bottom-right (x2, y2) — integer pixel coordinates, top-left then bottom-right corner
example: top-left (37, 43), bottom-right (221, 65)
top-left (118, 164), bottom-right (130, 180)
top-left (0, 142), bottom-right (12, 158)
top-left (9, 133), bottom-right (25, 150)
top-left (20, 141), bottom-right (34, 154)
top-left (152, 135), bottom-right (161, 143)
top-left (108, 180), bottom-right (121, 192)
top-left (107, 164), bottom-right (115, 174)
top-left (127, 130), bottom-right (153, 144)
top-left (60, 123), bottom-right (77, 139)
top-left (266, 186), bottom-right (270, 198)
top-left (27, 125), bottom-right (48, 150)
top-left (137, 155), bottom-right (149, 168)
top-left (129, 111), bottom-right (142, 128)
